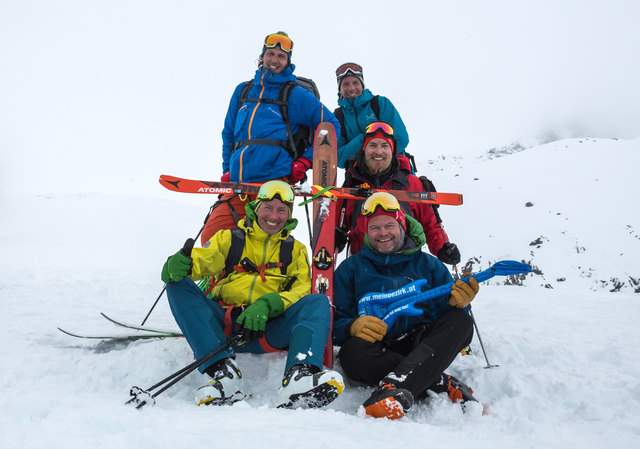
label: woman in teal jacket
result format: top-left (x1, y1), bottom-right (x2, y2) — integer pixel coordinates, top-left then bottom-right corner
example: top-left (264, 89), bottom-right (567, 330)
top-left (334, 62), bottom-right (410, 168)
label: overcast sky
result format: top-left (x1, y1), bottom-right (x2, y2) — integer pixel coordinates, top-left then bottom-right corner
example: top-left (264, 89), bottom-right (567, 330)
top-left (1, 0), bottom-right (639, 196)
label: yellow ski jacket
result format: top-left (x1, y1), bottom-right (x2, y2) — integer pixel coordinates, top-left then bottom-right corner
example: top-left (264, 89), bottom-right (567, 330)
top-left (190, 214), bottom-right (311, 310)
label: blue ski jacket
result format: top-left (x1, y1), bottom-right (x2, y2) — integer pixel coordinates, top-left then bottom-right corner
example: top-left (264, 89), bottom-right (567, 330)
top-left (336, 89), bottom-right (409, 168)
top-left (333, 216), bottom-right (454, 345)
top-left (222, 64), bottom-right (340, 183)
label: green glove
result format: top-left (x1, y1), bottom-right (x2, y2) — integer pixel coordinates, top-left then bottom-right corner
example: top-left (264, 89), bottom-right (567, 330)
top-left (161, 250), bottom-right (192, 283)
top-left (234, 293), bottom-right (285, 341)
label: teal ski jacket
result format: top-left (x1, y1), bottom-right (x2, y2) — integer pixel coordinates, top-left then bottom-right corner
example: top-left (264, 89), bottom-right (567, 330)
top-left (336, 89), bottom-right (409, 168)
top-left (333, 216), bottom-right (454, 345)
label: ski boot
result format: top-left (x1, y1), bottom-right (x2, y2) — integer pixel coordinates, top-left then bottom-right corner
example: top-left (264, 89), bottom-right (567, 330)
top-left (277, 364), bottom-right (344, 409)
top-left (195, 357), bottom-right (245, 406)
top-left (362, 382), bottom-right (414, 420)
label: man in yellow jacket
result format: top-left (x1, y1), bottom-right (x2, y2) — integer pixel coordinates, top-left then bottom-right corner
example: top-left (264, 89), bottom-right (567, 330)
top-left (161, 180), bottom-right (343, 408)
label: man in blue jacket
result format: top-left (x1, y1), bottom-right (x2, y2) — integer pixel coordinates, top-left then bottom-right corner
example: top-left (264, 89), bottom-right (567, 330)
top-left (201, 31), bottom-right (340, 244)
top-left (334, 62), bottom-right (411, 169)
top-left (333, 192), bottom-right (479, 419)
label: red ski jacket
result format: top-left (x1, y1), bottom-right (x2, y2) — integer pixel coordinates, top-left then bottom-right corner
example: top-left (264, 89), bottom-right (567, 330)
top-left (336, 160), bottom-right (449, 257)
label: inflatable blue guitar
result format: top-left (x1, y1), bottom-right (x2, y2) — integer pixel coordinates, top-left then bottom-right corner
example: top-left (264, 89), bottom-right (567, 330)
top-left (357, 260), bottom-right (532, 327)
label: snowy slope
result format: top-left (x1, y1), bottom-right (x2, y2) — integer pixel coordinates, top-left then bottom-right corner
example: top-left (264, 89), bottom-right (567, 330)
top-left (1, 137), bottom-right (639, 449)
top-left (440, 137), bottom-right (640, 293)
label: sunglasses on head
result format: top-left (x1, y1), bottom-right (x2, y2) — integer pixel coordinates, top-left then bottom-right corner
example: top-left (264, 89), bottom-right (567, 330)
top-left (257, 180), bottom-right (295, 204)
top-left (336, 62), bottom-right (363, 80)
top-left (264, 33), bottom-right (293, 53)
top-left (361, 192), bottom-right (401, 217)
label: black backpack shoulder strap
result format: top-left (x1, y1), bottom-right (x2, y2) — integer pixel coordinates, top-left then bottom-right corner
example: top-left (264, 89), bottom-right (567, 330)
top-left (279, 235), bottom-right (295, 275)
top-left (238, 80), bottom-right (254, 107)
top-left (225, 227), bottom-right (246, 276)
top-left (278, 81), bottom-right (299, 160)
top-left (334, 107), bottom-right (347, 138)
top-left (230, 81), bottom-right (255, 153)
top-left (370, 95), bottom-right (381, 119)
top-left (418, 176), bottom-right (443, 223)
top-left (278, 81), bottom-right (297, 122)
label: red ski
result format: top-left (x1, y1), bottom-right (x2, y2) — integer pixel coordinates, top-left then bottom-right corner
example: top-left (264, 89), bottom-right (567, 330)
top-left (158, 175), bottom-right (463, 206)
top-left (311, 123), bottom-right (338, 369)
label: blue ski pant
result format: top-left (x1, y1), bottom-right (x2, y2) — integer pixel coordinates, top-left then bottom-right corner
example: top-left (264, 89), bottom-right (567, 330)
top-left (166, 278), bottom-right (331, 374)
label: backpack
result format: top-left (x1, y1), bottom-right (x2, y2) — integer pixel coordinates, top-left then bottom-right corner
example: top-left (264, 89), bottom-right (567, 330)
top-left (201, 227), bottom-right (296, 297)
top-left (232, 76), bottom-right (320, 161)
top-left (334, 96), bottom-right (418, 173)
top-left (418, 176), bottom-right (442, 224)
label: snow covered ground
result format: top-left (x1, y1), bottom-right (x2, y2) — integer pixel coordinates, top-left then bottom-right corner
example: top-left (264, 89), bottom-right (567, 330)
top-left (2, 1), bottom-right (640, 447)
top-left (1, 137), bottom-right (639, 449)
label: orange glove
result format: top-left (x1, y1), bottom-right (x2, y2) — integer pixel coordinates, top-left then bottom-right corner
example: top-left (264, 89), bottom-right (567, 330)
top-left (350, 316), bottom-right (388, 343)
top-left (449, 274), bottom-right (480, 308)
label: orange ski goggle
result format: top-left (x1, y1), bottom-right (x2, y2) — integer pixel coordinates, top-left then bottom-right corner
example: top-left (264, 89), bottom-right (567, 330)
top-left (264, 33), bottom-right (294, 53)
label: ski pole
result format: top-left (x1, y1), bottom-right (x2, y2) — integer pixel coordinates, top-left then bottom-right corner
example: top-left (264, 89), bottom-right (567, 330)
top-left (468, 306), bottom-right (498, 369)
top-left (453, 265), bottom-right (499, 369)
top-left (140, 200), bottom-right (219, 326)
top-left (303, 202), bottom-right (313, 245)
top-left (140, 237), bottom-right (196, 326)
top-left (295, 178), bottom-right (314, 245)
top-left (127, 334), bottom-right (243, 409)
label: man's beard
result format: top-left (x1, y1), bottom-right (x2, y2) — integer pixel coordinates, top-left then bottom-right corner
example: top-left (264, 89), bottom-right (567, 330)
top-left (365, 158), bottom-right (391, 175)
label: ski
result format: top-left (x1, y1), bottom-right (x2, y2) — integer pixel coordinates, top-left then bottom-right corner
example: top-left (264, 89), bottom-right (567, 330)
top-left (159, 174), bottom-right (463, 206)
top-left (100, 312), bottom-right (180, 335)
top-left (57, 313), bottom-right (183, 341)
top-left (57, 327), bottom-right (182, 341)
top-left (311, 123), bottom-right (338, 369)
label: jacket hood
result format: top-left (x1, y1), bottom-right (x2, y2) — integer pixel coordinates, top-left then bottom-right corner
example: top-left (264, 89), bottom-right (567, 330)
top-left (337, 88), bottom-right (374, 110)
top-left (364, 214), bottom-right (426, 256)
top-left (243, 199), bottom-right (298, 237)
top-left (254, 64), bottom-right (296, 87)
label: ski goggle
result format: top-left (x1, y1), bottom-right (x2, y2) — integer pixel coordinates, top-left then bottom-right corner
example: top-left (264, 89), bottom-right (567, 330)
top-left (364, 122), bottom-right (395, 140)
top-left (361, 192), bottom-right (401, 217)
top-left (264, 33), bottom-right (294, 53)
top-left (336, 62), bottom-right (363, 81)
top-left (257, 180), bottom-right (295, 204)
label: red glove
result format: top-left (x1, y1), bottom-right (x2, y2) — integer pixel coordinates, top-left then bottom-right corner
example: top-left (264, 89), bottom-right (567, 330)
top-left (290, 158), bottom-right (312, 183)
top-left (220, 172), bottom-right (231, 182)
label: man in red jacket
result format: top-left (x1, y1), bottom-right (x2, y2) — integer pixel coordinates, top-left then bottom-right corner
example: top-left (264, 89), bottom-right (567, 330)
top-left (335, 121), bottom-right (461, 265)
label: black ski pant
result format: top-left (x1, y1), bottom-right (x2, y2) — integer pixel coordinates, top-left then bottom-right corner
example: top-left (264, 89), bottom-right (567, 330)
top-left (338, 308), bottom-right (474, 398)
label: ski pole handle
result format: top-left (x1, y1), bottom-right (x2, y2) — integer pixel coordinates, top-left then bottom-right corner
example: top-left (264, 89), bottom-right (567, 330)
top-left (180, 238), bottom-right (194, 276)
top-left (140, 238), bottom-right (196, 327)
top-left (180, 238), bottom-right (195, 257)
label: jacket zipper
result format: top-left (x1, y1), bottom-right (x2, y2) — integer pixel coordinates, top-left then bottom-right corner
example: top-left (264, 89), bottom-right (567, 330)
top-left (239, 71), bottom-right (267, 182)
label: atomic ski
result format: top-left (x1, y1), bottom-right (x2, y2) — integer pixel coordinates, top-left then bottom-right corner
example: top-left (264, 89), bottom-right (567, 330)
top-left (311, 123), bottom-right (338, 369)
top-left (159, 175), bottom-right (463, 206)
